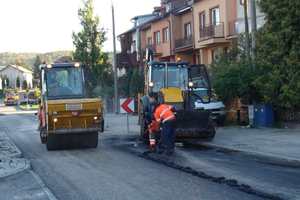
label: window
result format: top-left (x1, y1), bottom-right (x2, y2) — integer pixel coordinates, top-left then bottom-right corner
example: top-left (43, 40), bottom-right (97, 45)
top-left (185, 23), bottom-right (191, 38)
top-left (155, 31), bottom-right (160, 45)
top-left (132, 40), bottom-right (136, 52)
top-left (166, 3), bottom-right (171, 12)
top-left (212, 49), bottom-right (218, 61)
top-left (163, 28), bottom-right (169, 42)
top-left (211, 7), bottom-right (220, 26)
top-left (200, 12), bottom-right (205, 29)
top-left (148, 37), bottom-right (152, 45)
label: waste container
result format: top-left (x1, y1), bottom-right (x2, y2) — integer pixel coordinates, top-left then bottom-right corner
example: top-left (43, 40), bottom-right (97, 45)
top-left (253, 104), bottom-right (274, 127)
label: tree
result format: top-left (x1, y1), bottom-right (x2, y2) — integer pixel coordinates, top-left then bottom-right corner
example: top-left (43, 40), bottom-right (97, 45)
top-left (33, 54), bottom-right (42, 79)
top-left (97, 69), bottom-right (115, 98)
top-left (254, 0), bottom-right (300, 111)
top-left (4, 74), bottom-right (9, 88)
top-left (130, 69), bottom-right (142, 97)
top-left (125, 68), bottom-right (133, 97)
top-left (209, 34), bottom-right (260, 104)
top-left (47, 55), bottom-right (53, 64)
top-left (22, 80), bottom-right (27, 89)
top-left (11, 59), bottom-right (31, 71)
top-left (72, 0), bottom-right (109, 97)
top-left (16, 76), bottom-right (21, 88)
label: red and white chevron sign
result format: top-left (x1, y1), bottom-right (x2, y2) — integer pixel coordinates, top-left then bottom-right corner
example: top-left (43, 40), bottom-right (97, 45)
top-left (120, 98), bottom-right (134, 114)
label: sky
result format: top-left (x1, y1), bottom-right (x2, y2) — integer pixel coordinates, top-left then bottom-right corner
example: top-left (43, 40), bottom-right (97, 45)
top-left (0, 0), bottom-right (161, 53)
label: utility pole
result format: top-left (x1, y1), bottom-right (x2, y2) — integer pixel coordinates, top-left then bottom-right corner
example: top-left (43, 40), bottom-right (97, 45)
top-left (250, 0), bottom-right (257, 59)
top-left (243, 0), bottom-right (250, 61)
top-left (112, 1), bottom-right (118, 114)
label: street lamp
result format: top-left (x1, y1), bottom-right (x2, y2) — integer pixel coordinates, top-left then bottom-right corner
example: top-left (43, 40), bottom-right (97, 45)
top-left (112, 1), bottom-right (118, 114)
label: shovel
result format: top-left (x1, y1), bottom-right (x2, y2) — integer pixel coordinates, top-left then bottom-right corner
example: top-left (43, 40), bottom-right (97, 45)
top-left (133, 128), bottom-right (150, 147)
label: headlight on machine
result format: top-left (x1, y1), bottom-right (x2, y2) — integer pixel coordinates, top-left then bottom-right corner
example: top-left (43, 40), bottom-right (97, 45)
top-left (53, 118), bottom-right (58, 122)
top-left (46, 64), bottom-right (52, 69)
top-left (94, 116), bottom-right (98, 120)
top-left (188, 82), bottom-right (194, 88)
top-left (149, 82), bottom-right (154, 88)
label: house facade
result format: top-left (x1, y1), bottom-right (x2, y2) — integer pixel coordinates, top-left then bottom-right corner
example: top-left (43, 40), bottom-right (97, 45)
top-left (137, 0), bottom-right (238, 66)
top-left (193, 0), bottom-right (238, 65)
top-left (0, 65), bottom-right (33, 89)
top-left (117, 14), bottom-right (156, 73)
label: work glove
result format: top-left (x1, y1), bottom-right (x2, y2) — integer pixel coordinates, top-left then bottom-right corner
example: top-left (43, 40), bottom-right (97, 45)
top-left (149, 123), bottom-right (153, 128)
top-left (171, 107), bottom-right (176, 113)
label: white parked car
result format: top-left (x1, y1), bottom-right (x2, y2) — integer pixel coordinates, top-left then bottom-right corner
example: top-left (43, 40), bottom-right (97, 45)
top-left (195, 99), bottom-right (227, 126)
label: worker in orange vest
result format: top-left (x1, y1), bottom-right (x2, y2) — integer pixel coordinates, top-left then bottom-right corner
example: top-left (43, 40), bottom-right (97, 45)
top-left (153, 104), bottom-right (176, 154)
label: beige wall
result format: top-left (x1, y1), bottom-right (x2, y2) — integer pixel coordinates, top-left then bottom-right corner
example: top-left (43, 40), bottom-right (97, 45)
top-left (193, 0), bottom-right (237, 66)
top-left (140, 27), bottom-right (152, 50)
top-left (151, 16), bottom-right (171, 60)
top-left (200, 44), bottom-right (229, 67)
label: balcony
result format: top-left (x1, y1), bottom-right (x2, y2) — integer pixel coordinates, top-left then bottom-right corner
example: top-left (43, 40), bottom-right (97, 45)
top-left (143, 43), bottom-right (163, 54)
top-left (145, 43), bottom-right (155, 51)
top-left (199, 22), bottom-right (224, 41)
top-left (228, 20), bottom-right (238, 37)
top-left (174, 35), bottom-right (194, 49)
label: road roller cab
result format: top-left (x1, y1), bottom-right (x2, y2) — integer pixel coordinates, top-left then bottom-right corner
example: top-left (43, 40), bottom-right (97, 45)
top-left (37, 60), bottom-right (104, 150)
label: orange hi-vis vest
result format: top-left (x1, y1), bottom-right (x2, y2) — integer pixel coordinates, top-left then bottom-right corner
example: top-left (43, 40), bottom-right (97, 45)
top-left (154, 104), bottom-right (175, 124)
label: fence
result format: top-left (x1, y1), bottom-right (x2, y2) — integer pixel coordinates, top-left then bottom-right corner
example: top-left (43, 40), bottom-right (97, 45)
top-left (101, 97), bottom-right (139, 114)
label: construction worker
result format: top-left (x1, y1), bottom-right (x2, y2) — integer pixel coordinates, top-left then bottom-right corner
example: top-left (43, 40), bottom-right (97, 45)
top-left (144, 96), bottom-right (159, 151)
top-left (153, 104), bottom-right (176, 154)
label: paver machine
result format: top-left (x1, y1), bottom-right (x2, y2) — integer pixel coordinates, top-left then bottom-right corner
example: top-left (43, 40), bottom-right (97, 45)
top-left (138, 48), bottom-right (216, 143)
top-left (37, 60), bottom-right (104, 151)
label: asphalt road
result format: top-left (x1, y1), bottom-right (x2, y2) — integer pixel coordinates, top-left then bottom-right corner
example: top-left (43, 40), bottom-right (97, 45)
top-left (1, 102), bottom-right (299, 199)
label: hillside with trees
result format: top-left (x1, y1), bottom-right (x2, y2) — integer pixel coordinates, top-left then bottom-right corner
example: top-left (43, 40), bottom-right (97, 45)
top-left (0, 51), bottom-right (74, 69)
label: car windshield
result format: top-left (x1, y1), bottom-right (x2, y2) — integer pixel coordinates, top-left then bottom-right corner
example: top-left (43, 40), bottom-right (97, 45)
top-left (151, 65), bottom-right (188, 92)
top-left (190, 65), bottom-right (209, 88)
top-left (45, 67), bottom-right (84, 99)
top-left (190, 65), bottom-right (210, 103)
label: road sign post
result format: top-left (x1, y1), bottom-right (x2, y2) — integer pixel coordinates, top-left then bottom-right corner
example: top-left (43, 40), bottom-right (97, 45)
top-left (120, 98), bottom-right (134, 134)
top-left (25, 88), bottom-right (30, 110)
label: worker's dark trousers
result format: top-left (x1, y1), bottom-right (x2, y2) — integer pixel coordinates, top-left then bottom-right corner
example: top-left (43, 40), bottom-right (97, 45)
top-left (161, 119), bottom-right (176, 150)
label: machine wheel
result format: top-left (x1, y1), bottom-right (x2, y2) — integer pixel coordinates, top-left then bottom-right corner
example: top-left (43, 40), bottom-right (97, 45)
top-left (46, 132), bottom-right (99, 151)
top-left (217, 120), bottom-right (225, 126)
top-left (46, 133), bottom-right (55, 151)
top-left (40, 131), bottom-right (46, 144)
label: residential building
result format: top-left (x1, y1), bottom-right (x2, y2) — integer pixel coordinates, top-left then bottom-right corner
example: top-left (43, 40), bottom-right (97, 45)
top-left (55, 56), bottom-right (72, 63)
top-left (138, 0), bottom-right (238, 66)
top-left (193, 0), bottom-right (238, 66)
top-left (117, 14), bottom-right (156, 72)
top-left (0, 65), bottom-right (33, 89)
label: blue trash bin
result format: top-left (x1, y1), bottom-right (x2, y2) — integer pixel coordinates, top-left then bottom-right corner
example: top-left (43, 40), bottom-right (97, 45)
top-left (253, 104), bottom-right (274, 127)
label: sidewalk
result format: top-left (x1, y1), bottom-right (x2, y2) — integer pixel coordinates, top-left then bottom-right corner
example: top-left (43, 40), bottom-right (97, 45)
top-left (199, 125), bottom-right (300, 162)
top-left (0, 130), bottom-right (56, 200)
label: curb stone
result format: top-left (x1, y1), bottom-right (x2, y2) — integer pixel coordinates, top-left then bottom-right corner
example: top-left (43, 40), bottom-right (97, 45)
top-left (0, 130), bottom-right (31, 182)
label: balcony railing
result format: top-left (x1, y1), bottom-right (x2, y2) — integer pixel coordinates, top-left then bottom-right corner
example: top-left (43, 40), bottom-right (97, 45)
top-left (174, 35), bottom-right (194, 49)
top-left (228, 20), bottom-right (238, 37)
top-left (145, 43), bottom-right (155, 51)
top-left (199, 22), bottom-right (224, 41)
